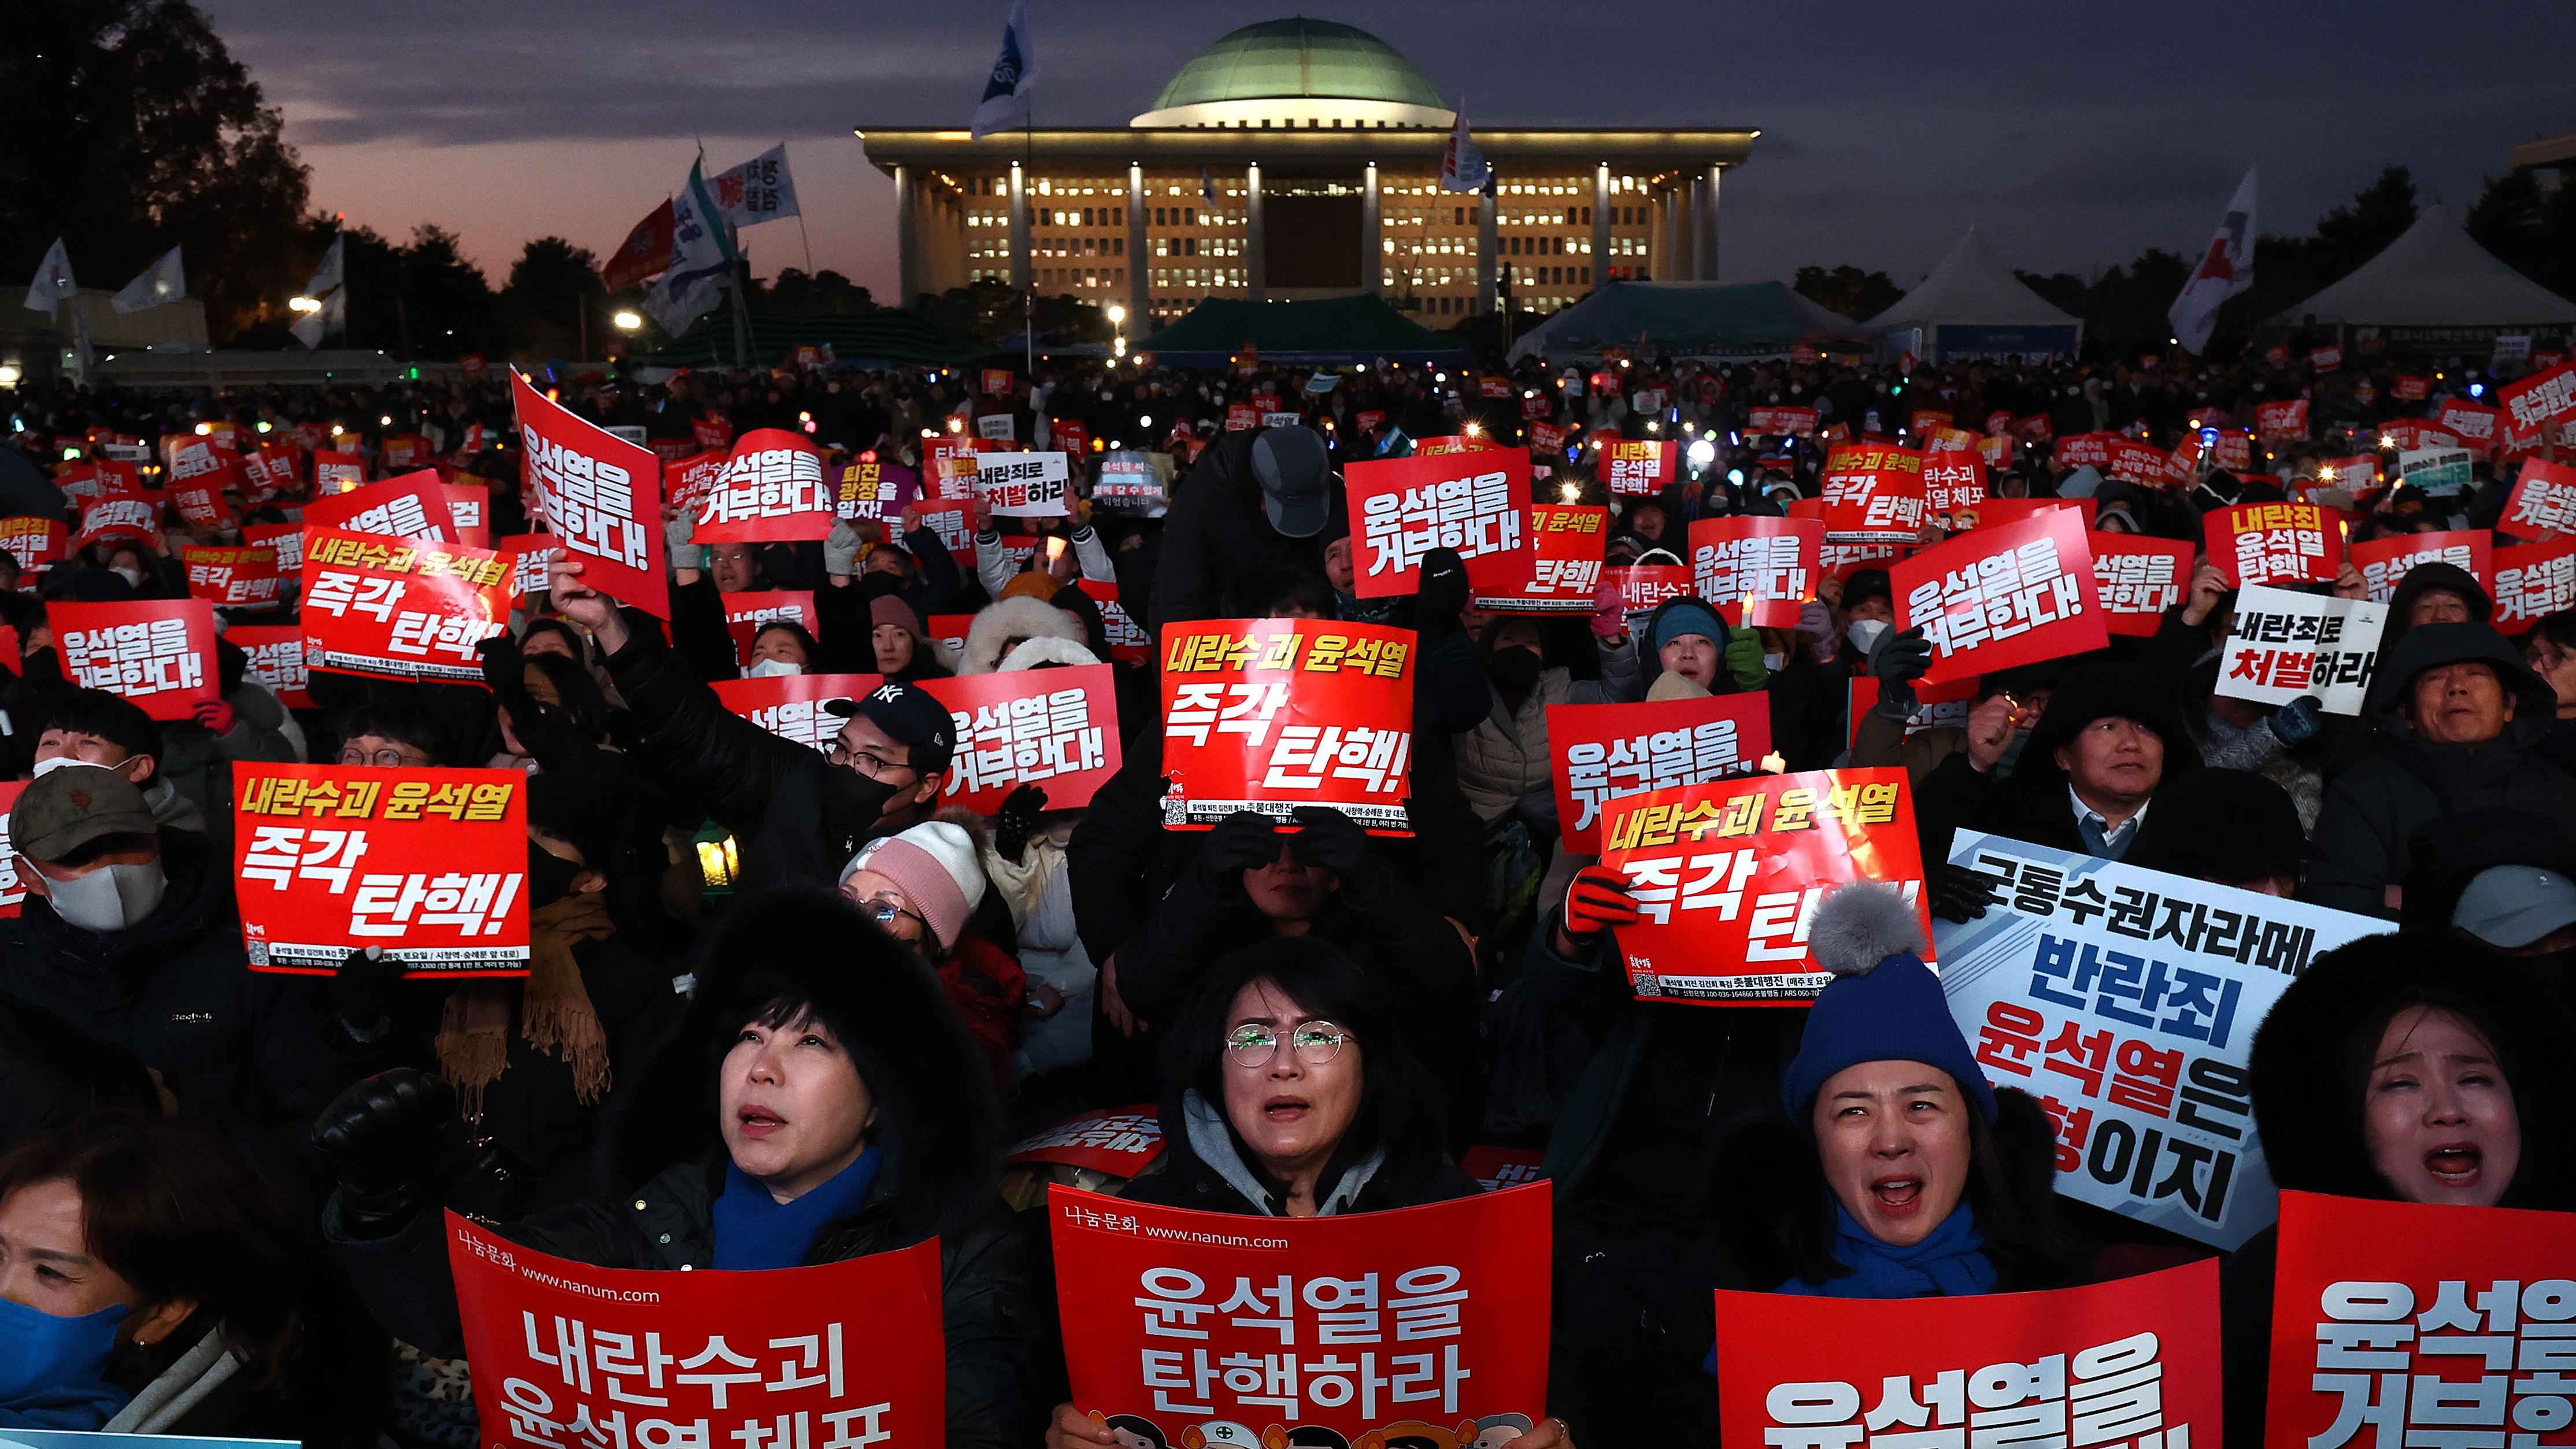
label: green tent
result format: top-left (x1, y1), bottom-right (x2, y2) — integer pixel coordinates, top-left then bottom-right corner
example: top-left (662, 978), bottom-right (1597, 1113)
top-left (632, 307), bottom-right (977, 368)
top-left (1138, 294), bottom-right (1469, 367)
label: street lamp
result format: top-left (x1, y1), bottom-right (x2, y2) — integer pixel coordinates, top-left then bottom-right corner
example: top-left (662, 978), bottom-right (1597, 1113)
top-left (614, 310), bottom-right (645, 332)
top-left (1107, 305), bottom-right (1128, 360)
top-left (288, 296), bottom-right (321, 314)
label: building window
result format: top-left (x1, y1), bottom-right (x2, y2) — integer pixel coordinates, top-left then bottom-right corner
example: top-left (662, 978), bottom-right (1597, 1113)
top-left (1581, 267), bottom-right (1590, 284)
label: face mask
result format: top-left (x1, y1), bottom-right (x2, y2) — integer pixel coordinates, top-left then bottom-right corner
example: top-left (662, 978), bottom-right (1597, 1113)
top-left (111, 567), bottom-right (143, 590)
top-left (743, 658), bottom-right (804, 679)
top-left (823, 771), bottom-right (905, 845)
top-left (44, 860), bottom-right (166, 934)
top-left (1485, 646), bottom-right (1543, 695)
top-left (1847, 618), bottom-right (1890, 657)
top-left (1763, 652), bottom-right (1786, 674)
top-left (0, 1297), bottom-right (125, 1405)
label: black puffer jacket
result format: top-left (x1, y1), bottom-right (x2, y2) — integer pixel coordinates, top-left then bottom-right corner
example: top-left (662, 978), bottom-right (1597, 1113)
top-left (1912, 657), bottom-right (2203, 861)
top-left (1149, 428), bottom-right (1345, 630)
top-left (2303, 623), bottom-right (2576, 916)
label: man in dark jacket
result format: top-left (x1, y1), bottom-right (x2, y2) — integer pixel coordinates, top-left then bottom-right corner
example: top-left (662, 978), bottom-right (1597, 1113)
top-left (2305, 622), bottom-right (2576, 917)
top-left (1912, 657), bottom-right (2204, 863)
top-left (1150, 424), bottom-right (1341, 629)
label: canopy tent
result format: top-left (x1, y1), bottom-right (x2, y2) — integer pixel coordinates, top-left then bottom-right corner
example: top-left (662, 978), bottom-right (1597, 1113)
top-left (2268, 206), bottom-right (2576, 342)
top-left (1137, 294), bottom-right (1467, 366)
top-left (1867, 229), bottom-right (2083, 361)
top-left (633, 306), bottom-right (976, 369)
top-left (1505, 282), bottom-right (1874, 364)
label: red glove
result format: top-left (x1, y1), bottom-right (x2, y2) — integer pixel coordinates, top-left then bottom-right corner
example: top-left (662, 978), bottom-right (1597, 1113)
top-left (1561, 865), bottom-right (1641, 940)
top-left (192, 698), bottom-right (236, 736)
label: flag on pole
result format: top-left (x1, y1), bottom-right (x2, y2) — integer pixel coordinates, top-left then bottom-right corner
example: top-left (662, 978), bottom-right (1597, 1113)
top-left (2168, 167), bottom-right (2258, 356)
top-left (644, 159), bottom-right (735, 339)
top-left (1440, 104), bottom-right (1491, 195)
top-left (22, 238), bottom-right (74, 317)
top-left (708, 145), bottom-right (800, 228)
top-left (291, 235), bottom-right (346, 350)
top-left (110, 247), bottom-right (186, 313)
top-left (1200, 167), bottom-right (1219, 210)
top-left (970, 0), bottom-right (1036, 139)
top-left (601, 198), bottom-right (676, 293)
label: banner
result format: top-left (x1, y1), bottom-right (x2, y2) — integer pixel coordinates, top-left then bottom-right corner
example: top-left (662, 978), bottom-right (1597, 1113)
top-left (975, 450), bottom-right (1073, 519)
top-left (2351, 530), bottom-right (2490, 605)
top-left (1689, 516), bottom-right (1822, 629)
top-left (1600, 563), bottom-right (1692, 624)
top-left (1094, 450), bottom-right (1172, 519)
top-left (50, 600), bottom-right (219, 721)
top-left (229, 623), bottom-right (313, 709)
top-left (1746, 405), bottom-right (1819, 438)
top-left (1819, 445), bottom-right (1929, 544)
top-left (709, 674), bottom-right (883, 753)
top-left (1050, 1183), bottom-right (1549, 1446)
top-left (2494, 538), bottom-right (2576, 634)
top-left (719, 591), bottom-right (817, 670)
top-left (2107, 436), bottom-right (2179, 487)
top-left (1597, 768), bottom-right (1929, 1004)
top-left (834, 459), bottom-right (919, 524)
top-left (0, 517), bottom-right (66, 573)
top-left (1896, 509), bottom-right (2104, 685)
top-left (1713, 1261), bottom-right (2219, 1449)
top-left (2499, 358), bottom-right (2576, 440)
top-left (1006, 1105), bottom-right (1164, 1176)
top-left (916, 664), bottom-right (1122, 813)
top-left (2215, 583), bottom-right (2388, 715)
top-left (235, 766), bottom-right (529, 974)
top-left (182, 545), bottom-right (282, 609)
top-left (2500, 459), bottom-right (2576, 541)
top-left (697, 429), bottom-right (834, 543)
top-left (1346, 448), bottom-right (1533, 601)
top-left (301, 528), bottom-right (515, 685)
top-left (1549, 693), bottom-right (1771, 854)
top-left (75, 486), bottom-right (161, 550)
top-left (2397, 445), bottom-right (2474, 498)
top-left (446, 1214), bottom-right (942, 1449)
top-left (1845, 675), bottom-right (1980, 749)
top-left (305, 471), bottom-right (454, 542)
top-left (1597, 438), bottom-right (1674, 497)
top-left (1937, 832), bottom-right (2379, 1247)
top-left (2089, 535), bottom-right (2194, 637)
top-left (2255, 398), bottom-right (2311, 441)
top-left (1159, 619), bottom-right (1415, 831)
top-left (1470, 504), bottom-right (1605, 613)
top-left (2434, 399), bottom-right (2501, 457)
top-left (1922, 450), bottom-right (1987, 527)
top-left (516, 371), bottom-right (667, 617)
top-left (2264, 1191), bottom-right (2576, 1449)
top-left (2205, 501), bottom-right (2340, 588)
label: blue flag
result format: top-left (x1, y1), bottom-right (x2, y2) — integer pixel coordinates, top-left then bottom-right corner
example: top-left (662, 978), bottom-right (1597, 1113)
top-left (971, 0), bottom-right (1037, 138)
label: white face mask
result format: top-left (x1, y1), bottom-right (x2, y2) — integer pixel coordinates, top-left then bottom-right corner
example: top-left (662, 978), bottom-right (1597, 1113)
top-left (743, 657), bottom-right (804, 679)
top-left (1762, 652), bottom-right (1786, 674)
top-left (111, 567), bottom-right (144, 589)
top-left (1847, 618), bottom-right (1890, 656)
top-left (45, 860), bottom-right (166, 934)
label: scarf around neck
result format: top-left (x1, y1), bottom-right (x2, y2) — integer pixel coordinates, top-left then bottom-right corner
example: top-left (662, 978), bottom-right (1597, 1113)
top-left (710, 1146), bottom-right (884, 1271)
top-left (1779, 1201), bottom-right (1998, 1299)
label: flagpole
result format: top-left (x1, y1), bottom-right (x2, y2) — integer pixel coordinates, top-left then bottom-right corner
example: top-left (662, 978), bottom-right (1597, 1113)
top-left (729, 221), bottom-right (754, 371)
top-left (1023, 111), bottom-right (1036, 381)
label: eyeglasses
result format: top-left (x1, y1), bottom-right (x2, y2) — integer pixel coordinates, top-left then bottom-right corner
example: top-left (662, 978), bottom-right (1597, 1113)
top-left (826, 739), bottom-right (912, 777)
top-left (858, 892), bottom-right (923, 930)
top-left (1224, 1022), bottom-right (1351, 1069)
top-left (334, 747), bottom-right (423, 768)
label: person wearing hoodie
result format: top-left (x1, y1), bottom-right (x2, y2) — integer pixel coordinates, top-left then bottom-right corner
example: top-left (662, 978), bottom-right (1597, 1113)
top-left (2303, 622), bottom-right (2576, 918)
top-left (838, 820), bottom-right (1024, 1095)
top-left (2381, 559), bottom-right (2490, 645)
top-left (1453, 617), bottom-right (1640, 829)
top-left (315, 890), bottom-right (1049, 1449)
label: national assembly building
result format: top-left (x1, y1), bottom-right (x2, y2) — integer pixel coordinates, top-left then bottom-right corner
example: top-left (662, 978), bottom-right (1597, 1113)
top-left (856, 17), bottom-right (1759, 326)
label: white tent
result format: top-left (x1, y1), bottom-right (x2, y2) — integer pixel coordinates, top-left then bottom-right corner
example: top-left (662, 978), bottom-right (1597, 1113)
top-left (2271, 206), bottom-right (2576, 332)
top-left (1867, 228), bottom-right (2083, 361)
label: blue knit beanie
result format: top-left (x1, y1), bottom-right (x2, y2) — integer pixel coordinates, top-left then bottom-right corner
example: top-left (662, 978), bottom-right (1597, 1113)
top-left (1779, 883), bottom-right (1998, 1124)
top-left (1648, 597), bottom-right (1726, 659)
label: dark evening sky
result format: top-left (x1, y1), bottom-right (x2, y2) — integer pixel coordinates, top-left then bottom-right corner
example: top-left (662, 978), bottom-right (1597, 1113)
top-left (201, 0), bottom-right (2576, 302)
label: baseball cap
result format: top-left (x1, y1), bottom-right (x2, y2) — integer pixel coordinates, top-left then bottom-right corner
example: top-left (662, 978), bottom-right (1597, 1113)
top-left (10, 763), bottom-right (157, 862)
top-left (1250, 426), bottom-right (1331, 538)
top-left (821, 679), bottom-right (956, 772)
top-left (2451, 865), bottom-right (2576, 949)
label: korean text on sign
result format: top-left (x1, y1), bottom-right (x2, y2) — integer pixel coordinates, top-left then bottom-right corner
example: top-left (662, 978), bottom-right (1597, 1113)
top-left (1159, 619), bottom-right (1416, 833)
top-left (1474, 504), bottom-right (1604, 613)
top-left (305, 472), bottom-right (453, 542)
top-left (2501, 460), bottom-right (2576, 541)
top-left (921, 664), bottom-right (1123, 814)
top-left (697, 428), bottom-right (833, 543)
top-left (183, 545), bottom-right (282, 609)
top-left (2207, 501), bottom-right (2340, 587)
top-left (1934, 833), bottom-right (2378, 1248)
top-left (1819, 445), bottom-right (1929, 544)
top-left (228, 624), bottom-right (312, 709)
top-left (234, 765), bottom-right (530, 975)
top-left (2352, 530), bottom-right (2490, 605)
top-left (1549, 693), bottom-right (1771, 855)
top-left (2495, 539), bottom-right (2576, 634)
top-left (710, 675), bottom-right (883, 755)
top-left (1597, 438), bottom-right (1672, 496)
top-left (1049, 1182), bottom-right (1549, 1444)
top-left (301, 527), bottom-right (515, 685)
top-left (1690, 516), bottom-right (1821, 630)
top-left (447, 1214), bottom-right (943, 1449)
top-left (50, 600), bottom-right (219, 722)
top-left (2089, 537), bottom-right (2193, 638)
top-left (976, 450), bottom-right (1074, 518)
top-left (1345, 448), bottom-right (1533, 601)
top-left (2215, 584), bottom-right (2387, 716)
top-left (1597, 768), bottom-right (1931, 1005)
top-left (1006, 1106), bottom-right (1166, 1177)
top-left (515, 370), bottom-right (668, 617)
top-left (1894, 509), bottom-right (2104, 685)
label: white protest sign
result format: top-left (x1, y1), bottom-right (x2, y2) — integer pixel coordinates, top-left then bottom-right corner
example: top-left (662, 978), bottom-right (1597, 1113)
top-left (1261, 411), bottom-right (1302, 428)
top-left (975, 412), bottom-right (1017, 442)
top-left (975, 450), bottom-right (1072, 518)
top-left (2215, 583), bottom-right (2388, 715)
top-left (2398, 445), bottom-right (2473, 497)
top-left (1936, 831), bottom-right (2382, 1249)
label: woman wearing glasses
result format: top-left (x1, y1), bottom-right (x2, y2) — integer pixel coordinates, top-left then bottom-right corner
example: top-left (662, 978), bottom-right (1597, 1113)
top-left (838, 821), bottom-right (1027, 1094)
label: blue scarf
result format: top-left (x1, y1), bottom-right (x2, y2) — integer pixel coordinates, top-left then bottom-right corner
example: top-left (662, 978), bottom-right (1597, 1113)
top-left (710, 1147), bottom-right (883, 1271)
top-left (1779, 1201), bottom-right (1998, 1299)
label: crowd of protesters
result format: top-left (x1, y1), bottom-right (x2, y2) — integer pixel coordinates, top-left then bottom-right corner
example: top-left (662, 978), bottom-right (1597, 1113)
top-left (0, 329), bottom-right (2567, 1448)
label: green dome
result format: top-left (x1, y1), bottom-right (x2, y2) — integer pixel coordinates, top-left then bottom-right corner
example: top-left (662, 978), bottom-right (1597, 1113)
top-left (1149, 19), bottom-right (1445, 113)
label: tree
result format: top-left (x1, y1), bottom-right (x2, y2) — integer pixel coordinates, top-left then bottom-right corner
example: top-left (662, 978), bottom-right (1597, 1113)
top-left (499, 238), bottom-right (606, 360)
top-left (765, 268), bottom-right (877, 316)
top-left (1794, 265), bottom-right (1904, 322)
top-left (913, 279), bottom-right (1105, 345)
top-left (2, 1), bottom-right (313, 339)
top-left (2249, 165), bottom-right (2418, 329)
top-left (2467, 169), bottom-right (2576, 304)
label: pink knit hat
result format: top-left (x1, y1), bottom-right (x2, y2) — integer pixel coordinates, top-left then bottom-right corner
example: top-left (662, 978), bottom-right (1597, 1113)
top-left (870, 593), bottom-right (923, 637)
top-left (841, 822), bottom-right (986, 950)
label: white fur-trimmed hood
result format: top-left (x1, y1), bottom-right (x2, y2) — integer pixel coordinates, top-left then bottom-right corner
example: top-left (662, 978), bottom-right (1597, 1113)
top-left (958, 594), bottom-right (1085, 675)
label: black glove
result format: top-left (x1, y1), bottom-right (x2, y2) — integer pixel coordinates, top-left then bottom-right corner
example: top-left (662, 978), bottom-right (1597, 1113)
top-left (1868, 626), bottom-right (1935, 711)
top-left (1285, 805), bottom-right (1370, 878)
top-left (1413, 546), bottom-right (1469, 635)
top-left (329, 945), bottom-right (406, 1041)
top-left (993, 783), bottom-right (1048, 862)
top-left (1927, 863), bottom-right (2003, 924)
top-left (1201, 811), bottom-right (1284, 881)
top-left (312, 1068), bottom-right (460, 1218)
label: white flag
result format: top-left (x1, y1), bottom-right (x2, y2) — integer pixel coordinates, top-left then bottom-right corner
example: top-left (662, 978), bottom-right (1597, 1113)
top-left (708, 145), bottom-right (800, 228)
top-left (292, 234), bottom-right (346, 349)
top-left (970, 0), bottom-right (1036, 139)
top-left (645, 160), bottom-right (735, 339)
top-left (1439, 105), bottom-right (1490, 195)
top-left (2168, 167), bottom-right (2258, 356)
top-left (110, 247), bottom-right (186, 313)
top-left (22, 237), bottom-right (74, 317)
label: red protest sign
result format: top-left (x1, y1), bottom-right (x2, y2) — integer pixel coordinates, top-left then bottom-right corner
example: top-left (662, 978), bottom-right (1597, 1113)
top-left (2500, 459), bottom-right (2576, 540)
top-left (51, 600), bottom-right (219, 721)
top-left (446, 1214), bottom-right (943, 1449)
top-left (379, 433), bottom-right (434, 472)
top-left (1346, 448), bottom-right (1533, 601)
top-left (1600, 563), bottom-right (1693, 621)
top-left (2014, 413), bottom-right (2055, 442)
top-left (2088, 534), bottom-right (2194, 637)
top-left (1051, 419), bottom-right (1091, 458)
top-left (310, 449), bottom-right (368, 493)
top-left (2381, 419), bottom-right (2459, 452)
top-left (228, 623), bottom-right (313, 709)
top-left (919, 664), bottom-right (1123, 813)
top-left (1225, 404), bottom-right (1259, 431)
top-left (1459, 1145), bottom-right (1546, 1195)
top-left (690, 414), bottom-right (734, 452)
top-left (1715, 1261), bottom-right (2219, 1449)
top-left (243, 523), bottom-right (304, 578)
top-left (1896, 509), bottom-right (2105, 685)
top-left (2255, 398), bottom-right (2311, 441)
top-left (1845, 674), bottom-right (1981, 749)
top-left (75, 486), bottom-right (162, 550)
top-left (2499, 358), bottom-right (2576, 439)
top-left (1474, 504), bottom-right (1605, 613)
top-left (1819, 445), bottom-right (1929, 543)
top-left (2351, 530), bottom-right (2492, 605)
top-left (695, 428), bottom-right (833, 543)
top-left (1159, 619), bottom-right (1415, 831)
top-left (438, 482), bottom-right (493, 549)
top-left (666, 451), bottom-right (727, 515)
top-left (1549, 693), bottom-right (1771, 853)
top-left (2437, 398), bottom-right (2503, 454)
top-left (982, 367), bottom-right (1015, 397)
top-left (720, 591), bottom-right (816, 670)
top-left (1076, 579), bottom-right (1151, 664)
top-left (1528, 420), bottom-right (1567, 457)
top-left (2393, 374), bottom-right (2431, 401)
top-left (925, 437), bottom-right (990, 503)
top-left (1050, 1183), bottom-right (1549, 1443)
top-left (182, 545), bottom-right (282, 609)
top-left (1908, 409), bottom-right (1952, 438)
top-left (2264, 1192), bottom-right (2576, 1449)
top-left (1598, 438), bottom-right (1675, 497)
top-left (1748, 405), bottom-right (1820, 438)
top-left (2204, 501), bottom-right (2342, 587)
top-left (1690, 515), bottom-right (1822, 629)
top-left (498, 535), bottom-right (561, 601)
top-left (1415, 435), bottom-right (1496, 457)
top-left (2055, 433), bottom-right (2116, 469)
top-left (2494, 538), bottom-right (2576, 633)
top-left (912, 505), bottom-right (976, 576)
top-left (515, 371), bottom-right (667, 616)
top-left (235, 765), bottom-right (530, 974)
top-left (2311, 344), bottom-right (2344, 372)
top-left (710, 674), bottom-right (883, 753)
top-left (835, 460), bottom-right (919, 523)
top-left (1598, 768), bottom-right (1929, 1003)
top-left (305, 470), bottom-right (454, 541)
top-left (0, 518), bottom-right (65, 573)
top-left (301, 527), bottom-right (513, 685)
top-left (2104, 437), bottom-right (2177, 488)
top-left (0, 782), bottom-right (25, 918)
top-left (1006, 1105), bottom-right (1165, 1177)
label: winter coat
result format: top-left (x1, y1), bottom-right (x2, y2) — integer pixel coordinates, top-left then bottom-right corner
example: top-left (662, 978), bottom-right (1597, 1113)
top-left (972, 524), bottom-right (1113, 601)
top-left (1910, 660), bottom-right (2204, 862)
top-left (1124, 1091), bottom-right (1481, 1217)
top-left (1453, 646), bottom-right (1639, 824)
top-left (941, 933), bottom-right (1028, 1095)
top-left (2303, 624), bottom-right (2576, 917)
top-left (1148, 429), bottom-right (1343, 629)
top-left (984, 826), bottom-right (1095, 1080)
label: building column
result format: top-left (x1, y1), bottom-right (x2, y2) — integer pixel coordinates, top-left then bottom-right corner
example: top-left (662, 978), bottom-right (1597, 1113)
top-left (1592, 164), bottom-right (1612, 292)
top-left (1009, 162), bottom-right (1032, 294)
top-left (1362, 162), bottom-right (1382, 296)
top-left (1127, 164), bottom-right (1149, 324)
top-left (1246, 162), bottom-right (1265, 301)
top-left (1697, 164), bottom-right (1722, 281)
top-left (1665, 184), bottom-right (1689, 281)
top-left (1476, 180), bottom-right (1498, 315)
top-left (894, 164), bottom-right (920, 306)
